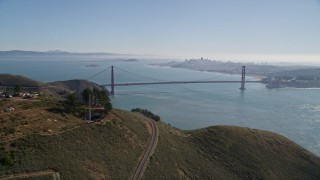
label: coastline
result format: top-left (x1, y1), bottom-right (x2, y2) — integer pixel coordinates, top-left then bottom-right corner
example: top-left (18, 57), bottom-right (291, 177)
top-left (151, 63), bottom-right (265, 81)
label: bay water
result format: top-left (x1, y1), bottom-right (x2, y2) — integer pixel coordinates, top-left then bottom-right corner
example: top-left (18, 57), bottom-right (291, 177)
top-left (1, 57), bottom-right (319, 156)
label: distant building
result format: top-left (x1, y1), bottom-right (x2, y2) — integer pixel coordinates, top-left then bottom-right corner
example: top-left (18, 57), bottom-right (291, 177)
top-left (4, 107), bottom-right (14, 112)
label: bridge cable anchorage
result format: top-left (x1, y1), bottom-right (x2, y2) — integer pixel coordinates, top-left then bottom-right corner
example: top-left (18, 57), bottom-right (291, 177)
top-left (240, 66), bottom-right (246, 91)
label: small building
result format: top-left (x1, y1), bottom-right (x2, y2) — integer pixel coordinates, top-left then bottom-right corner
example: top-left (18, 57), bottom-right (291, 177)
top-left (4, 107), bottom-right (14, 112)
top-left (5, 95), bottom-right (13, 98)
top-left (22, 93), bottom-right (39, 99)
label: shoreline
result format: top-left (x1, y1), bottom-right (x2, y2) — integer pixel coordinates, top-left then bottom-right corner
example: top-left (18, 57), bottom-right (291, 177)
top-left (151, 64), bottom-right (266, 81)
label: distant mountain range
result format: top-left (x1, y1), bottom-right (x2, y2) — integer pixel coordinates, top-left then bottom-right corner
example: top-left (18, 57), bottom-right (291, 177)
top-left (0, 50), bottom-right (123, 56)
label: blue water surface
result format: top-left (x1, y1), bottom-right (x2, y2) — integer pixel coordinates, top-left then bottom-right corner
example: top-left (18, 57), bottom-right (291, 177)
top-left (0, 56), bottom-right (319, 156)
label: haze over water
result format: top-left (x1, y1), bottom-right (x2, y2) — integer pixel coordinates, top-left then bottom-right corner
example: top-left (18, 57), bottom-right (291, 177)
top-left (0, 57), bottom-right (319, 156)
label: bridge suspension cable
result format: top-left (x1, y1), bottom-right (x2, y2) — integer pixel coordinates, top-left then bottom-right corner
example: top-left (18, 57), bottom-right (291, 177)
top-left (86, 67), bottom-right (111, 80)
top-left (101, 65), bottom-right (252, 95)
top-left (115, 89), bottom-right (239, 97)
top-left (113, 66), bottom-right (219, 96)
top-left (113, 66), bottom-right (246, 96)
top-left (113, 66), bottom-right (168, 82)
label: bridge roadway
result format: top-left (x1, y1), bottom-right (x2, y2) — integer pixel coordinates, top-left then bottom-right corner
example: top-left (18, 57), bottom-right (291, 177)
top-left (102, 80), bottom-right (262, 87)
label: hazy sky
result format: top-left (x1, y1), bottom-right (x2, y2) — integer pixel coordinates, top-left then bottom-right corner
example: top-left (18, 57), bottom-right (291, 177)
top-left (0, 0), bottom-right (319, 62)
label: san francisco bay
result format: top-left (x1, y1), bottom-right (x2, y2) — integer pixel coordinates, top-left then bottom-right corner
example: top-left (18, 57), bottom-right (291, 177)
top-left (1, 57), bottom-right (319, 156)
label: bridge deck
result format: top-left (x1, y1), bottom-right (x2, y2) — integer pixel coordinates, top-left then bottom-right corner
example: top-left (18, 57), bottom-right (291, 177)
top-left (102, 80), bottom-right (262, 86)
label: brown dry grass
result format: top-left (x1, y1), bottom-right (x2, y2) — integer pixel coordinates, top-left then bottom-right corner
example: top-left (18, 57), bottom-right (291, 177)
top-left (0, 108), bottom-right (150, 179)
top-left (0, 97), bottom-right (83, 143)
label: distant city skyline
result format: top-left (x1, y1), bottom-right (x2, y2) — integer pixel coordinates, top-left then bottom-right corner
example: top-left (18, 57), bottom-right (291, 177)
top-left (0, 0), bottom-right (319, 62)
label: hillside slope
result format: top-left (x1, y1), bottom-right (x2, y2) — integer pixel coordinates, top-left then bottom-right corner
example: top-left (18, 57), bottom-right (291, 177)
top-left (43, 79), bottom-right (105, 98)
top-left (0, 108), bottom-right (150, 179)
top-left (0, 74), bottom-right (43, 87)
top-left (47, 79), bottom-right (103, 92)
top-left (0, 74), bottom-right (106, 99)
top-left (0, 97), bottom-right (319, 179)
top-left (144, 123), bottom-right (320, 179)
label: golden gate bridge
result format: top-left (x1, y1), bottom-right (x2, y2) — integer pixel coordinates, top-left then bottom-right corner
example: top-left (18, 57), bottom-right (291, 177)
top-left (87, 66), bottom-right (262, 96)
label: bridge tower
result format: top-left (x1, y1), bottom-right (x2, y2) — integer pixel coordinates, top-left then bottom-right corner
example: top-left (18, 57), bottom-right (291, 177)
top-left (110, 66), bottom-right (115, 96)
top-left (240, 66), bottom-right (246, 91)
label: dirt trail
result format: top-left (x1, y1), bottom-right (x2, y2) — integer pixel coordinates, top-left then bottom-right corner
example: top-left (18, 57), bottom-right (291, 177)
top-left (132, 113), bottom-right (159, 180)
top-left (0, 170), bottom-right (60, 180)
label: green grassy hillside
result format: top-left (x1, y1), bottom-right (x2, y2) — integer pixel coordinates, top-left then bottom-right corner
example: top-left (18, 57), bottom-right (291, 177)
top-left (0, 74), bottom-right (105, 99)
top-left (1, 95), bottom-right (319, 179)
top-left (43, 79), bottom-right (105, 98)
top-left (0, 108), bottom-right (149, 179)
top-left (144, 122), bottom-right (320, 179)
top-left (0, 74), bottom-right (43, 87)
top-left (47, 79), bottom-right (102, 91)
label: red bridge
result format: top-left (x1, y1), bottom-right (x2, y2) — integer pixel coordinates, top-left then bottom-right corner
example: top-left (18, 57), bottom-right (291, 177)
top-left (91, 66), bottom-right (262, 96)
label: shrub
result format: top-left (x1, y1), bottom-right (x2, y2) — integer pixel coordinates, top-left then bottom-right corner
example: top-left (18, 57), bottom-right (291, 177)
top-left (131, 108), bottom-right (160, 122)
top-left (104, 101), bottom-right (113, 114)
top-left (1, 154), bottom-right (14, 167)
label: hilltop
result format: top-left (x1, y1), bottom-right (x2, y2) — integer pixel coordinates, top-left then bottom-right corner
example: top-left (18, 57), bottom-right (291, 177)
top-left (144, 123), bottom-right (320, 179)
top-left (0, 96), bottom-right (319, 179)
top-left (44, 79), bottom-right (105, 98)
top-left (0, 74), bottom-right (106, 98)
top-left (0, 74), bottom-right (43, 87)
top-left (0, 108), bottom-right (149, 179)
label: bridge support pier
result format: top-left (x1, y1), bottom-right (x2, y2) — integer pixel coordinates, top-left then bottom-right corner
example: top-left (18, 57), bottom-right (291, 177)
top-left (240, 66), bottom-right (246, 91)
top-left (110, 66), bottom-right (115, 96)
